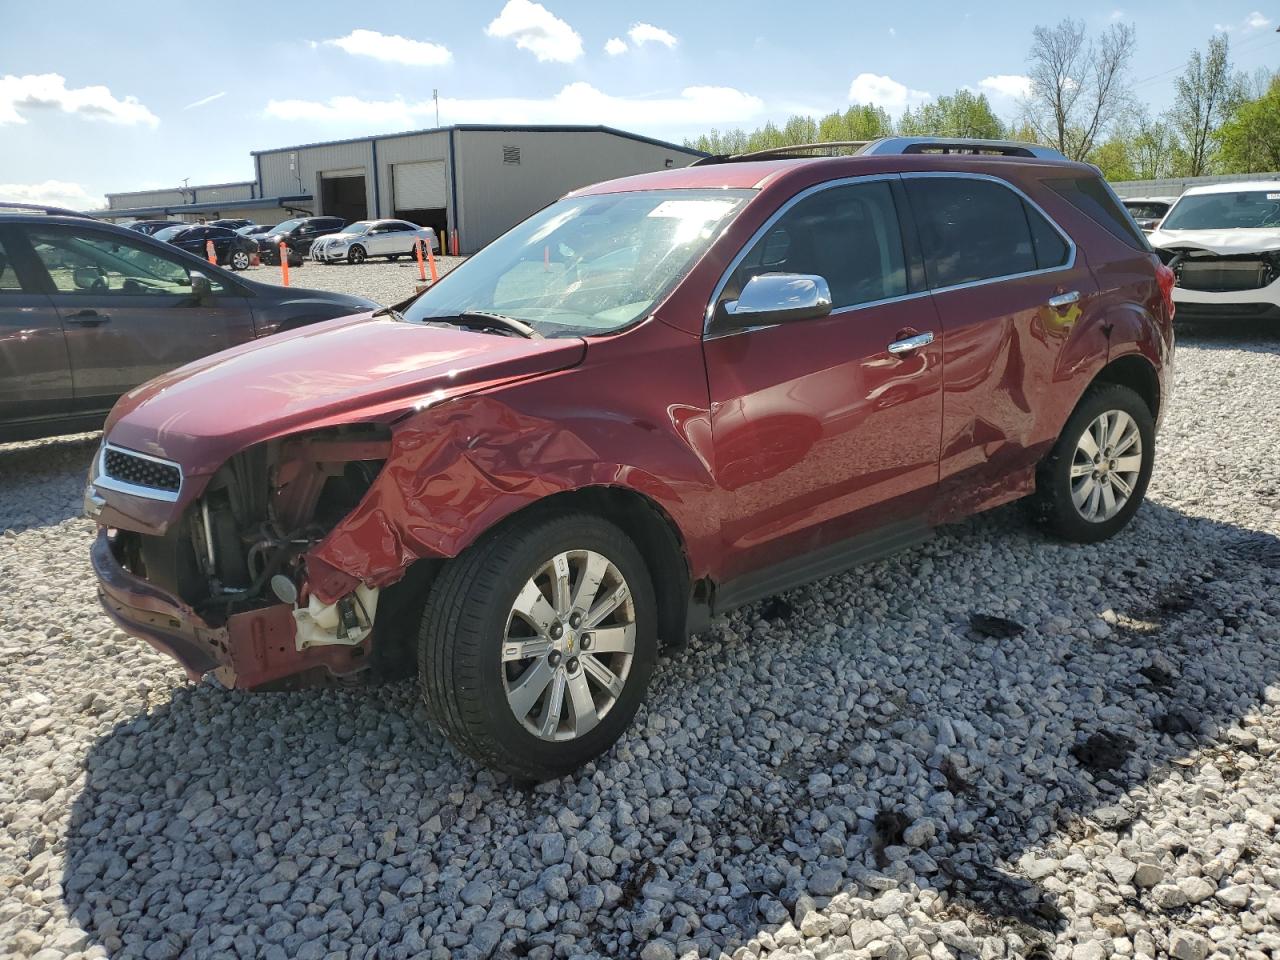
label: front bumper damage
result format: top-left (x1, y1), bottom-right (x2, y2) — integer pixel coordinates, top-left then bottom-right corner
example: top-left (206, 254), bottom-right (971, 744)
top-left (1159, 245), bottom-right (1280, 321)
top-left (92, 530), bottom-right (373, 690)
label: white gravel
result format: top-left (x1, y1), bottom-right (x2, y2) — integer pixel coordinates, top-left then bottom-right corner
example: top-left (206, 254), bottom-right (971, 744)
top-left (247, 255), bottom-right (467, 306)
top-left (1, 329), bottom-right (1278, 960)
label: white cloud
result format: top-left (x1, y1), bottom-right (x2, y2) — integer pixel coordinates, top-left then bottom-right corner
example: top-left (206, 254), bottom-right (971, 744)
top-left (848, 73), bottom-right (929, 113)
top-left (1218, 11), bottom-right (1272, 32)
top-left (888, 27), bottom-right (897, 37)
top-left (266, 82), bottom-right (765, 131)
top-left (324, 28), bottom-right (451, 66)
top-left (1109, 8), bottom-right (1125, 20)
top-left (183, 91), bottom-right (225, 110)
top-left (627, 22), bottom-right (678, 49)
top-left (486, 0), bottom-right (583, 63)
top-left (978, 74), bottom-right (1032, 99)
top-left (604, 37), bottom-right (628, 55)
top-left (0, 179), bottom-right (104, 210)
top-left (0, 73), bottom-right (158, 127)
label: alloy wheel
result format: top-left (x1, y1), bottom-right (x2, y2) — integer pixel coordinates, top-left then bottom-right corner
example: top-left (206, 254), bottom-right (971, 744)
top-left (502, 550), bottom-right (636, 741)
top-left (231, 251), bottom-right (250, 270)
top-left (1070, 409), bottom-right (1143, 522)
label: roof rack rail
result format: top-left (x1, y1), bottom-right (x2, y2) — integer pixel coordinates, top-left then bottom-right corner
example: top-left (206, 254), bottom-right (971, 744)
top-left (0, 201), bottom-right (97, 219)
top-left (859, 136), bottom-right (1067, 160)
top-left (691, 141), bottom-right (870, 166)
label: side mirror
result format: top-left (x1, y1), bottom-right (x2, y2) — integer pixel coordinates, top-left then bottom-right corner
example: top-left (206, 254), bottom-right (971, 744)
top-left (721, 273), bottom-right (832, 329)
top-left (72, 266), bottom-right (101, 290)
top-left (188, 271), bottom-right (213, 301)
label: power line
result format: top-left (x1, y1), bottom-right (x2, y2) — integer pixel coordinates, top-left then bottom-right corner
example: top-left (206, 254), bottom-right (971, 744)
top-left (1130, 32), bottom-right (1280, 91)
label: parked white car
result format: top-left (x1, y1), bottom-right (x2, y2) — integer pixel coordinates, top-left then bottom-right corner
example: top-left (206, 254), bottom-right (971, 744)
top-left (310, 219), bottom-right (439, 264)
top-left (1121, 195), bottom-right (1179, 233)
top-left (1148, 181), bottom-right (1280, 324)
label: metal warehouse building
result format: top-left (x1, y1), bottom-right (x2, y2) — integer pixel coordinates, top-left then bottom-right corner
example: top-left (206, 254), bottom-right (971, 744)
top-left (101, 125), bottom-right (705, 254)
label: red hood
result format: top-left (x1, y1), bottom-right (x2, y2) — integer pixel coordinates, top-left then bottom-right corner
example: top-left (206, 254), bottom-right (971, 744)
top-left (105, 313), bottom-right (586, 475)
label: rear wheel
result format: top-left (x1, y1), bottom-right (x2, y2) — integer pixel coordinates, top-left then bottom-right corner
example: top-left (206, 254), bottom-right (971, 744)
top-left (1031, 383), bottom-right (1155, 543)
top-left (418, 512), bottom-right (657, 780)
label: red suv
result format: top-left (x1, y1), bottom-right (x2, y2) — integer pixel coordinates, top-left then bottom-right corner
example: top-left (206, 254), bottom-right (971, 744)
top-left (88, 138), bottom-right (1175, 780)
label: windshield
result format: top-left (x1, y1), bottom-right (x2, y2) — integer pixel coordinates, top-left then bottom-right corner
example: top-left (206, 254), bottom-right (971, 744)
top-left (339, 222), bottom-right (371, 235)
top-left (404, 188), bottom-right (753, 337)
top-left (272, 218), bottom-right (305, 234)
top-left (1162, 191), bottom-right (1280, 230)
top-left (153, 225), bottom-right (188, 241)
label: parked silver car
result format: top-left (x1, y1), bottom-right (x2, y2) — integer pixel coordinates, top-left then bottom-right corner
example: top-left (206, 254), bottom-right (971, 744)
top-left (310, 219), bottom-right (439, 264)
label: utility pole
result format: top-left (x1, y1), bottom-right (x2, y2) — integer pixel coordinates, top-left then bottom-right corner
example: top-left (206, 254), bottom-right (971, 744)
top-left (434, 89), bottom-right (440, 127)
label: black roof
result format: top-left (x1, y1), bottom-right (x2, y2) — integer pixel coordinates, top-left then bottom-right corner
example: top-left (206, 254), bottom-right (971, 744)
top-left (251, 124), bottom-right (706, 158)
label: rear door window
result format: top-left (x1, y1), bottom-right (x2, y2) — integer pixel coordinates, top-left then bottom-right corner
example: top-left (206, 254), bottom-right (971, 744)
top-left (904, 177), bottom-right (1039, 288)
top-left (1027, 204), bottom-right (1071, 270)
top-left (721, 180), bottom-right (909, 311)
top-left (0, 236), bottom-right (27, 292)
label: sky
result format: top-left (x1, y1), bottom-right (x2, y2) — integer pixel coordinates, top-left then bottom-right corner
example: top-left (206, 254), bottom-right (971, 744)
top-left (1, 0), bottom-right (1277, 209)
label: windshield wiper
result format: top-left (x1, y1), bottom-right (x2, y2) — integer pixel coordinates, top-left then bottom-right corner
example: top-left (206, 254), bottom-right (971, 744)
top-left (456, 311), bottom-right (542, 339)
top-left (372, 305), bottom-right (405, 320)
top-left (424, 313), bottom-right (540, 340)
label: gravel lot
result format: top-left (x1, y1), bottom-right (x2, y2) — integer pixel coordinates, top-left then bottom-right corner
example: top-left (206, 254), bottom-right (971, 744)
top-left (248, 256), bottom-right (467, 304)
top-left (1, 276), bottom-right (1278, 960)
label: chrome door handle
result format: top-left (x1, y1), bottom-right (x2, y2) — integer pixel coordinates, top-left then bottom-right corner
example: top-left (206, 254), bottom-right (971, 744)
top-left (1048, 290), bottom-right (1080, 308)
top-left (66, 310), bottom-right (110, 326)
top-left (887, 331), bottom-right (934, 355)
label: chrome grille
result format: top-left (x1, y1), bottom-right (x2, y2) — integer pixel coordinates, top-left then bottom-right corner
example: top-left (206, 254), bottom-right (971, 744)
top-left (98, 445), bottom-right (183, 501)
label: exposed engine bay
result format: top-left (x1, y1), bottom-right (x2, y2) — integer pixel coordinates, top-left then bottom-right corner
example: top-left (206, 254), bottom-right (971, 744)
top-left (1158, 246), bottom-right (1280, 293)
top-left (110, 424), bottom-right (392, 655)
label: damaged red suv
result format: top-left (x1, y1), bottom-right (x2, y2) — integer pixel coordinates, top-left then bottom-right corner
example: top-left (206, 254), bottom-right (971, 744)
top-left (88, 138), bottom-right (1175, 780)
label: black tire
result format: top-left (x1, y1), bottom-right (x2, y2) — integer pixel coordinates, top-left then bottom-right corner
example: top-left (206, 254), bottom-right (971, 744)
top-left (230, 250), bottom-right (250, 271)
top-left (418, 512), bottom-right (657, 780)
top-left (1031, 383), bottom-right (1155, 543)
top-left (347, 245), bottom-right (367, 265)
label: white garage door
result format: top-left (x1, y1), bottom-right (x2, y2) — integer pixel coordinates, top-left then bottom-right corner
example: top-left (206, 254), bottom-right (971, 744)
top-left (393, 161), bottom-right (446, 209)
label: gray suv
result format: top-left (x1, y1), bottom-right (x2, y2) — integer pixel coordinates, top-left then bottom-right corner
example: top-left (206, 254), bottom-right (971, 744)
top-left (0, 206), bottom-right (378, 442)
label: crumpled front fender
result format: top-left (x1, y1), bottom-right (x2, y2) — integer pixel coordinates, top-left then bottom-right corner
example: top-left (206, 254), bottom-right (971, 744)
top-left (304, 391), bottom-right (716, 604)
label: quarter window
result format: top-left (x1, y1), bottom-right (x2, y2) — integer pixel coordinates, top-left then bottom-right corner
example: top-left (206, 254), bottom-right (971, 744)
top-left (905, 177), bottom-right (1042, 288)
top-left (722, 180), bottom-right (908, 312)
top-left (1047, 176), bottom-right (1151, 251)
top-left (29, 229), bottom-right (219, 295)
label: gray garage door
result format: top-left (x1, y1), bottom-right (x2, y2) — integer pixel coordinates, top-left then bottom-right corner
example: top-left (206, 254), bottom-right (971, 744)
top-left (393, 161), bottom-right (446, 210)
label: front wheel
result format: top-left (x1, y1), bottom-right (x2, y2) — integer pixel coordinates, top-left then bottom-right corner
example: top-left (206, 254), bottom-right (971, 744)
top-left (230, 250), bottom-right (250, 271)
top-left (418, 512), bottom-right (657, 780)
top-left (1031, 383), bottom-right (1155, 543)
top-left (347, 245), bottom-right (367, 264)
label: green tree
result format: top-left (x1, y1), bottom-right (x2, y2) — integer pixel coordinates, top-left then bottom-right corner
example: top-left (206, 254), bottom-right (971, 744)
top-left (1129, 110), bottom-right (1178, 179)
top-left (898, 90), bottom-right (1006, 138)
top-left (1089, 138), bottom-right (1137, 180)
top-left (816, 104), bottom-right (894, 142)
top-left (1216, 76), bottom-right (1280, 172)
top-left (684, 104), bottom-right (893, 156)
top-left (1169, 33), bottom-right (1245, 176)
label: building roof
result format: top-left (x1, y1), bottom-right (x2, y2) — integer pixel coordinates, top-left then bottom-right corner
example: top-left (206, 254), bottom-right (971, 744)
top-left (94, 194), bottom-right (312, 219)
top-left (104, 180), bottom-right (255, 201)
top-left (251, 124), bottom-right (706, 158)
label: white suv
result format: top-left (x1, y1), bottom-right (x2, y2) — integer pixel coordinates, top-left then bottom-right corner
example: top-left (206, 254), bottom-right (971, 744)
top-left (1148, 180), bottom-right (1280, 324)
top-left (310, 219), bottom-right (440, 264)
